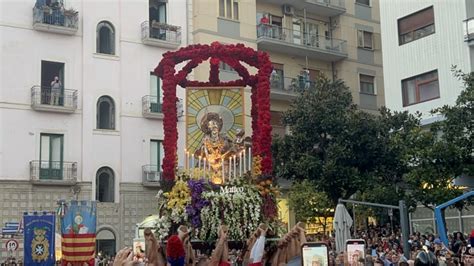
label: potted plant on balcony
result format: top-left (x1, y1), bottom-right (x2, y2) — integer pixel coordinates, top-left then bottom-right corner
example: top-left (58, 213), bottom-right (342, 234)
top-left (64, 8), bottom-right (78, 17)
top-left (152, 21), bottom-right (179, 32)
top-left (42, 5), bottom-right (52, 14)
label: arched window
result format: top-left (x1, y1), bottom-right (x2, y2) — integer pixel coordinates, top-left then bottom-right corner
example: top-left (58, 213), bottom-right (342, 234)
top-left (96, 229), bottom-right (116, 257)
top-left (96, 167), bottom-right (114, 202)
top-left (97, 96), bottom-right (115, 130)
top-left (97, 21), bottom-right (115, 55)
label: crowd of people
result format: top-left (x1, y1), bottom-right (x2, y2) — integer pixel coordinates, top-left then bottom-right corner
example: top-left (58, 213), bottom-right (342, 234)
top-left (311, 224), bottom-right (474, 266)
top-left (105, 223), bottom-right (474, 266)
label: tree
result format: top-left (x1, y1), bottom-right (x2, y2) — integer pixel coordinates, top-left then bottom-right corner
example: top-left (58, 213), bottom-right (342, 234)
top-left (401, 69), bottom-right (473, 210)
top-left (287, 179), bottom-right (333, 232)
top-left (273, 77), bottom-right (387, 204)
top-left (431, 68), bottom-right (474, 179)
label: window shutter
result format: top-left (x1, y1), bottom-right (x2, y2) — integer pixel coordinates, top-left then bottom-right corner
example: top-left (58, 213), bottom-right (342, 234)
top-left (357, 30), bottom-right (364, 47)
top-left (373, 33), bottom-right (381, 50)
top-left (364, 31), bottom-right (373, 49)
top-left (398, 7), bottom-right (434, 35)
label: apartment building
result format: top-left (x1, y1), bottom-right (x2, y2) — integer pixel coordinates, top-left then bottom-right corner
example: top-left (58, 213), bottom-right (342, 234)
top-left (191, 0), bottom-right (384, 135)
top-left (380, 0), bottom-right (474, 235)
top-left (0, 0), bottom-right (187, 256)
top-left (380, 0), bottom-right (473, 123)
top-left (256, 0), bottom-right (385, 136)
top-left (191, 0), bottom-right (384, 233)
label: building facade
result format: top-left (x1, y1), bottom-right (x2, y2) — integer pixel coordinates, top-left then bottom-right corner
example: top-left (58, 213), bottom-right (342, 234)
top-left (191, 0), bottom-right (385, 232)
top-left (380, 0), bottom-right (474, 122)
top-left (380, 0), bottom-right (474, 234)
top-left (0, 0), bottom-right (188, 257)
top-left (256, 0), bottom-right (385, 136)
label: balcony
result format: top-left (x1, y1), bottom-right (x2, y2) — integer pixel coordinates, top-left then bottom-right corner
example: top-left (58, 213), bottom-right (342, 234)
top-left (141, 21), bottom-right (181, 49)
top-left (33, 4), bottom-right (78, 35)
top-left (142, 165), bottom-right (161, 187)
top-left (258, 0), bottom-right (345, 17)
top-left (31, 86), bottom-right (78, 113)
top-left (270, 75), bottom-right (317, 101)
top-left (30, 161), bottom-right (77, 186)
top-left (142, 95), bottom-right (163, 119)
top-left (464, 17), bottom-right (474, 46)
top-left (142, 95), bottom-right (184, 119)
top-left (256, 24), bottom-right (347, 62)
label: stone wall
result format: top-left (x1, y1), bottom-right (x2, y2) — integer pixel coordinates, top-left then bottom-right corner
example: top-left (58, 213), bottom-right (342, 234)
top-left (0, 181), bottom-right (159, 254)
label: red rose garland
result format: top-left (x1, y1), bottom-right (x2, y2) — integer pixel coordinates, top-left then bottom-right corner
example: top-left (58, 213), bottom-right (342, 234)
top-left (155, 42), bottom-right (273, 180)
top-left (209, 57), bottom-right (220, 84)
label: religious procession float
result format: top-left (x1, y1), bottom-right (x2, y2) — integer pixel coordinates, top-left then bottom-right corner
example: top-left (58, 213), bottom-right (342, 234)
top-left (138, 42), bottom-right (286, 247)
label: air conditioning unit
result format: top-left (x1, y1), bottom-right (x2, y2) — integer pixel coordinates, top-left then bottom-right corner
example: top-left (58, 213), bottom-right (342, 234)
top-left (282, 4), bottom-right (295, 16)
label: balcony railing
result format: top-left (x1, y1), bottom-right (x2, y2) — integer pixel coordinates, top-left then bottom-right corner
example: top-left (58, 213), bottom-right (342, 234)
top-left (30, 160), bottom-right (77, 185)
top-left (141, 21), bottom-right (181, 48)
top-left (270, 75), bottom-right (317, 95)
top-left (315, 0), bottom-right (345, 9)
top-left (31, 86), bottom-right (78, 113)
top-left (256, 24), bottom-right (347, 61)
top-left (464, 17), bottom-right (474, 43)
top-left (142, 95), bottom-right (184, 119)
top-left (142, 95), bottom-right (163, 118)
top-left (142, 165), bottom-right (161, 186)
top-left (259, 0), bottom-right (345, 17)
top-left (33, 5), bottom-right (79, 35)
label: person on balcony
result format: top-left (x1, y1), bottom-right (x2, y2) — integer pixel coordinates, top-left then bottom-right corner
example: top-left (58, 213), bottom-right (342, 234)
top-left (149, 3), bottom-right (159, 38)
top-left (260, 15), bottom-right (270, 37)
top-left (50, 76), bottom-right (62, 106)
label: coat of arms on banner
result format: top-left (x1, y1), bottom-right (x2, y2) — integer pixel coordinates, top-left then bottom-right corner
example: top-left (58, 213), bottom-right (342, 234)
top-left (23, 212), bottom-right (56, 265)
top-left (31, 227), bottom-right (50, 262)
top-left (60, 200), bottom-right (97, 265)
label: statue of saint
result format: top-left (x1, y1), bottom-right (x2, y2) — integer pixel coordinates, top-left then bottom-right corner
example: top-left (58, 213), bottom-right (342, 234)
top-left (194, 112), bottom-right (249, 184)
top-left (195, 113), bottom-right (231, 184)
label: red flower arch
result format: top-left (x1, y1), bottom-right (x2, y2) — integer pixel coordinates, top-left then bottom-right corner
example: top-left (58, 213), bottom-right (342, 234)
top-left (155, 42), bottom-right (272, 181)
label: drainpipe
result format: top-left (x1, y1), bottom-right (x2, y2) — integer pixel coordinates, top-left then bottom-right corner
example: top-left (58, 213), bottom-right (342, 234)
top-left (186, 0), bottom-right (191, 45)
top-left (329, 16), bottom-right (336, 81)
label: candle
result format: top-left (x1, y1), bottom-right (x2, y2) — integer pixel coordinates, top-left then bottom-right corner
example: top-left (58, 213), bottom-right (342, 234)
top-left (233, 155), bottom-right (236, 179)
top-left (221, 159), bottom-right (225, 183)
top-left (239, 152), bottom-right (242, 177)
top-left (198, 156), bottom-right (201, 170)
top-left (248, 147), bottom-right (252, 170)
top-left (243, 149), bottom-right (246, 173)
top-left (191, 155), bottom-right (194, 178)
top-left (203, 158), bottom-right (207, 177)
top-left (185, 150), bottom-right (189, 169)
top-left (228, 157), bottom-right (231, 180)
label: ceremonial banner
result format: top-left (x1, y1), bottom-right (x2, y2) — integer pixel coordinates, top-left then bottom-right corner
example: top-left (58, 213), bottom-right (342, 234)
top-left (60, 200), bottom-right (97, 266)
top-left (23, 212), bottom-right (55, 265)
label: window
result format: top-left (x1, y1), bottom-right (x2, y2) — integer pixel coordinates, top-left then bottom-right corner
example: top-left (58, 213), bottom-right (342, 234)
top-left (270, 111), bottom-right (286, 137)
top-left (219, 62), bottom-right (235, 72)
top-left (41, 60), bottom-right (65, 106)
top-left (219, 0), bottom-right (239, 20)
top-left (270, 63), bottom-right (284, 90)
top-left (357, 30), bottom-right (373, 49)
top-left (398, 6), bottom-right (435, 45)
top-left (97, 96), bottom-right (115, 129)
top-left (97, 21), bottom-right (115, 55)
top-left (149, 0), bottom-right (167, 23)
top-left (293, 19), bottom-right (302, 45)
top-left (150, 72), bottom-right (162, 112)
top-left (359, 74), bottom-right (375, 95)
top-left (402, 70), bottom-right (439, 106)
top-left (150, 140), bottom-right (164, 173)
top-left (355, 0), bottom-right (370, 6)
top-left (40, 134), bottom-right (63, 180)
top-left (96, 167), bottom-right (114, 203)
